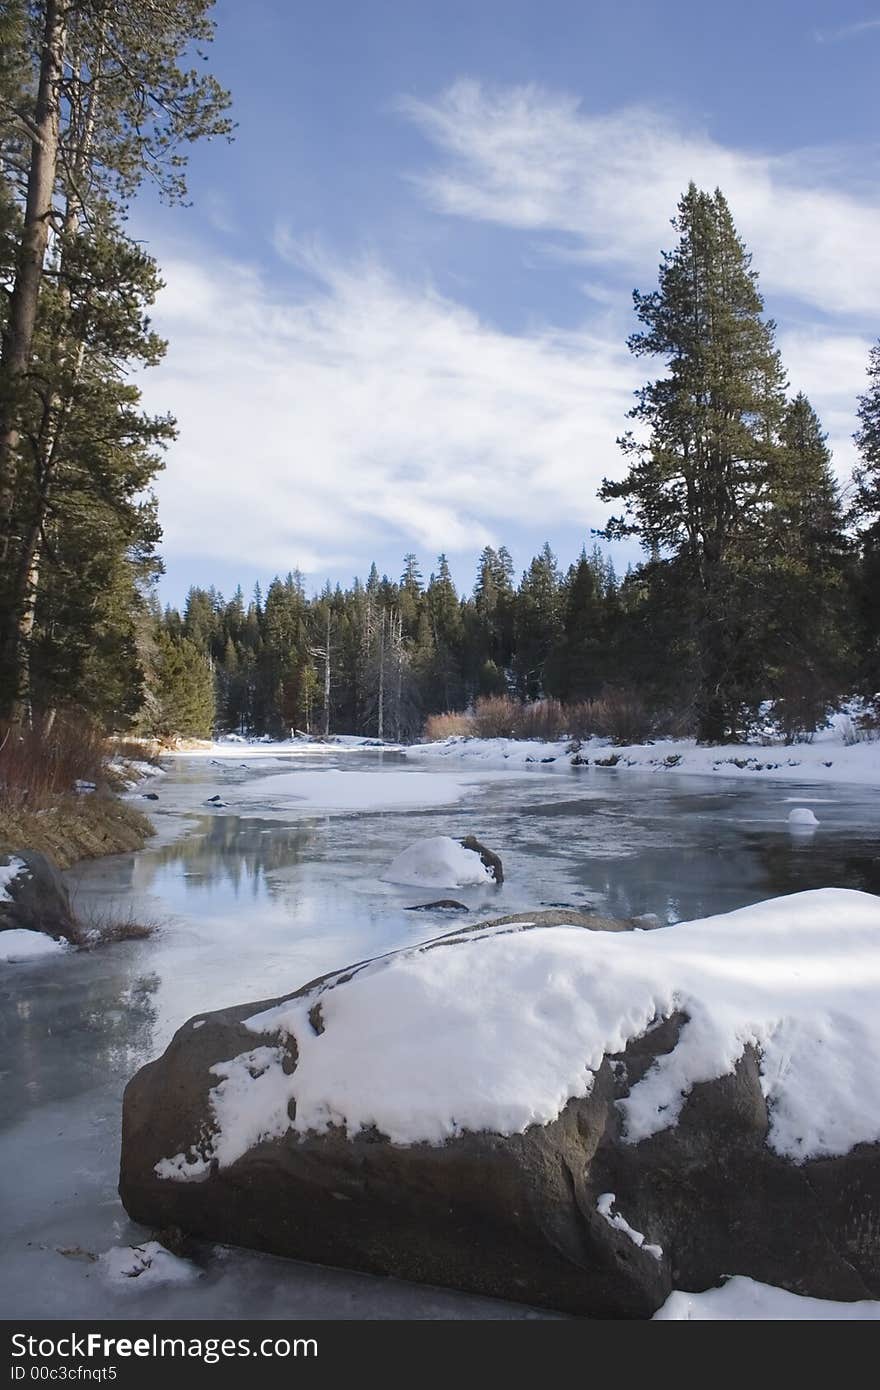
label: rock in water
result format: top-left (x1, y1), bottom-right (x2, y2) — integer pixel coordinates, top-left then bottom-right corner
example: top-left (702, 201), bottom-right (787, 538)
top-left (458, 835), bottom-right (504, 884)
top-left (382, 835), bottom-right (500, 889)
top-left (119, 892), bottom-right (880, 1317)
top-left (405, 900), bottom-right (470, 912)
top-left (0, 851), bottom-right (78, 942)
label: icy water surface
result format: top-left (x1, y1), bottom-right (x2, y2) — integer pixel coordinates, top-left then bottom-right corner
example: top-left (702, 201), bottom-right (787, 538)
top-left (2, 749), bottom-right (880, 1319)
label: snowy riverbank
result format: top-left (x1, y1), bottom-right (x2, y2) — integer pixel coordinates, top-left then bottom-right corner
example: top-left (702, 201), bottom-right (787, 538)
top-left (405, 719), bottom-right (880, 788)
top-left (158, 716), bottom-right (880, 788)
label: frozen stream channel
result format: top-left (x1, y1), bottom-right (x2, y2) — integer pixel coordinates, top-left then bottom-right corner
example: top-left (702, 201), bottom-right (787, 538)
top-left (2, 748), bottom-right (880, 1319)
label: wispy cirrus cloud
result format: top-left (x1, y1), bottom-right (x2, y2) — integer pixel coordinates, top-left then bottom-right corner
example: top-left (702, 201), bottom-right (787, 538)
top-left (813, 16), bottom-right (880, 42)
top-left (400, 81), bottom-right (880, 320)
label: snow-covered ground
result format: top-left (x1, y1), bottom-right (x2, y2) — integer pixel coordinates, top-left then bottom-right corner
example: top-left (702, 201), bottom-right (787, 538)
top-left (161, 714), bottom-right (880, 788)
top-left (406, 719), bottom-right (880, 788)
top-left (654, 1276), bottom-right (880, 1320)
top-left (0, 928), bottom-right (69, 963)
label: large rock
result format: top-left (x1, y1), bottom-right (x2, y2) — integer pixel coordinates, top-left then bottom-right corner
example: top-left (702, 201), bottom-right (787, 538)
top-left (0, 851), bottom-right (78, 942)
top-left (120, 894), bottom-right (880, 1317)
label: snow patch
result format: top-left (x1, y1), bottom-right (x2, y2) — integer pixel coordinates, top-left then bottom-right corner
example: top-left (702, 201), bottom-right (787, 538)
top-left (381, 836), bottom-right (495, 889)
top-left (596, 1193), bottom-right (662, 1259)
top-left (99, 1242), bottom-right (201, 1290)
top-left (0, 929), bottom-right (68, 963)
top-left (654, 1275), bottom-right (880, 1320)
top-left (239, 768), bottom-right (508, 812)
top-left (0, 857), bottom-right (26, 903)
top-left (155, 1046), bottom-right (295, 1182)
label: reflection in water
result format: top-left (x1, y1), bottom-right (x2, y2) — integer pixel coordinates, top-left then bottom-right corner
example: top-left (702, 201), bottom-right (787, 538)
top-left (150, 815), bottom-right (316, 899)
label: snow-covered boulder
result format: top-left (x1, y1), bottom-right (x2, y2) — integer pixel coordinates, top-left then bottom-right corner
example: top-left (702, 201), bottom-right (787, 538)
top-left (382, 835), bottom-right (502, 889)
top-left (788, 807), bottom-right (820, 829)
top-left (0, 851), bottom-right (77, 942)
top-left (120, 889), bottom-right (880, 1317)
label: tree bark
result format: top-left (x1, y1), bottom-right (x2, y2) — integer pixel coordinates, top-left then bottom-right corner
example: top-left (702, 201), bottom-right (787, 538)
top-left (0, 0), bottom-right (67, 541)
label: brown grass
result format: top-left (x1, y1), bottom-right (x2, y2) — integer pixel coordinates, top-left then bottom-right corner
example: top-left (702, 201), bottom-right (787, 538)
top-left (0, 793), bottom-right (153, 869)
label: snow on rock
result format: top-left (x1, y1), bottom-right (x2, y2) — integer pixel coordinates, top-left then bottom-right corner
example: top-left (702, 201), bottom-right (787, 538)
top-left (654, 1275), bottom-right (880, 1320)
top-left (597, 1193), bottom-right (662, 1260)
top-left (0, 857), bottom-right (26, 902)
top-left (151, 887), bottom-right (880, 1162)
top-left (98, 1242), bottom-right (201, 1290)
top-left (788, 807), bottom-right (820, 828)
top-left (381, 836), bottom-right (496, 889)
top-left (0, 929), bottom-right (69, 963)
top-left (154, 1047), bottom-right (293, 1182)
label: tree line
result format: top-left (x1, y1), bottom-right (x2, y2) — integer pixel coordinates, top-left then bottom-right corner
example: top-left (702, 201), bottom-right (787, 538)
top-left (1, 9), bottom-right (878, 745)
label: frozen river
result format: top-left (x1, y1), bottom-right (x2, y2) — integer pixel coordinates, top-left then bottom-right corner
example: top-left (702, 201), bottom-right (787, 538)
top-left (2, 748), bottom-right (880, 1319)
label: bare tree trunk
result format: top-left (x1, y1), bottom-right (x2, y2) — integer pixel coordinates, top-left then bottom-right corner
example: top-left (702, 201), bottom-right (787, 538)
top-left (323, 608), bottom-right (331, 736)
top-left (3, 17), bottom-right (106, 722)
top-left (0, 0), bottom-right (67, 539)
top-left (394, 612), bottom-right (402, 742)
top-left (377, 610), bottom-right (385, 740)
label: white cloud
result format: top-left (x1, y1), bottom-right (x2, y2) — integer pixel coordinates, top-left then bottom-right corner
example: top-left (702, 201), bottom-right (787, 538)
top-left (142, 246), bottom-right (637, 576)
top-left (140, 87), bottom-right (875, 582)
top-left (401, 81), bottom-right (880, 319)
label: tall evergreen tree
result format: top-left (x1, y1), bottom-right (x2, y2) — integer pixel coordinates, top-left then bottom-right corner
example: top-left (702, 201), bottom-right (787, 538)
top-left (0, 0), bottom-right (232, 724)
top-left (600, 184), bottom-right (788, 741)
top-left (853, 343), bottom-right (880, 687)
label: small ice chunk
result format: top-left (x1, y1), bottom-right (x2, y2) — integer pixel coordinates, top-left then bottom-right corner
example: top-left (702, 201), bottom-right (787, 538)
top-left (99, 1241), bottom-right (201, 1289)
top-left (788, 807), bottom-right (819, 829)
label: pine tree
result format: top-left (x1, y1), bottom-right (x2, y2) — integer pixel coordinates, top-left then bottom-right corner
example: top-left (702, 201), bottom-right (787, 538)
top-left (0, 0), bottom-right (232, 724)
top-left (147, 631), bottom-right (215, 739)
top-left (854, 343), bottom-right (880, 545)
top-left (600, 184), bottom-right (788, 741)
top-left (513, 543), bottom-right (562, 699)
top-left (851, 345), bottom-right (880, 689)
top-left (762, 395), bottom-right (851, 735)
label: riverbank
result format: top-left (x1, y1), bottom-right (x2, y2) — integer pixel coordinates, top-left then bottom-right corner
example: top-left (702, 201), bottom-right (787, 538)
top-left (160, 721), bottom-right (880, 789)
top-left (0, 791), bottom-right (154, 870)
top-left (405, 720), bottom-right (880, 788)
top-left (0, 724), bottom-right (163, 871)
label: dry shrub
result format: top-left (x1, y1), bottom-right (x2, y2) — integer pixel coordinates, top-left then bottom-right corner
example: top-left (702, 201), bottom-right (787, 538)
top-left (423, 711), bottom-right (475, 740)
top-left (110, 736), bottom-right (163, 767)
top-left (470, 694), bottom-right (522, 738)
top-left (0, 717), bottom-right (110, 811)
top-left (73, 904), bottom-right (161, 948)
top-left (515, 699), bottom-right (569, 740)
top-left (422, 687), bottom-right (661, 745)
top-left (583, 687), bottom-right (656, 746)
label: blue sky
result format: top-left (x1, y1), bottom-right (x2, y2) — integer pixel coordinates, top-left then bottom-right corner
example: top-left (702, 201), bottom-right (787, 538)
top-left (132, 1), bottom-right (880, 607)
